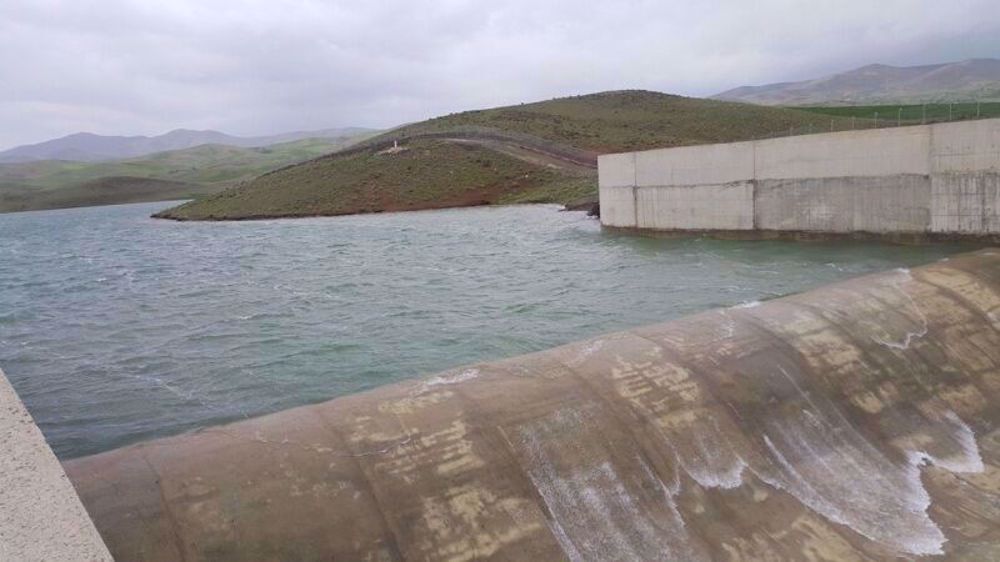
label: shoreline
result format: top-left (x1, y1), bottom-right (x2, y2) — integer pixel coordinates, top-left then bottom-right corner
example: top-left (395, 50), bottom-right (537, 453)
top-left (151, 198), bottom-right (600, 222)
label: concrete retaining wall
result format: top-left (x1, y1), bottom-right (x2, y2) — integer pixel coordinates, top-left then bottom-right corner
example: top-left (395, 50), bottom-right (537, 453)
top-left (754, 175), bottom-right (932, 233)
top-left (599, 118), bottom-right (1000, 238)
top-left (65, 250), bottom-right (1000, 561)
top-left (636, 181), bottom-right (755, 231)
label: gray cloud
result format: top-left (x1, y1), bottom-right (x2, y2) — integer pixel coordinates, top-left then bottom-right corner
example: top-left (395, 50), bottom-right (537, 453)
top-left (2, 0), bottom-right (999, 148)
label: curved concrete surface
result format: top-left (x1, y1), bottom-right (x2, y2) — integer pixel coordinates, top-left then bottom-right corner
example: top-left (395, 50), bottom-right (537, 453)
top-left (66, 249), bottom-right (1000, 561)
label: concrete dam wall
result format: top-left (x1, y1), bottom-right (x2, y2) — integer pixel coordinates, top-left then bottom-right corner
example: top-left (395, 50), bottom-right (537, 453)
top-left (65, 250), bottom-right (1000, 561)
top-left (599, 119), bottom-right (1000, 240)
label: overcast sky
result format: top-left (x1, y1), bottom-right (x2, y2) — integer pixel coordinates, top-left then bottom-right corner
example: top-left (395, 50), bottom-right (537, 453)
top-left (2, 0), bottom-right (999, 149)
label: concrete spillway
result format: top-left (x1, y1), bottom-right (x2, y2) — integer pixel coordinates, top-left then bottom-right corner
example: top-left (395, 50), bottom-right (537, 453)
top-left (65, 249), bottom-right (1000, 561)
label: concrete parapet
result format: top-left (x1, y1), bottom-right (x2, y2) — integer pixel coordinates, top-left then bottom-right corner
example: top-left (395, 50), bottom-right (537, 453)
top-left (600, 118), bottom-right (1000, 240)
top-left (597, 151), bottom-right (635, 188)
top-left (931, 119), bottom-right (1000, 173)
top-left (0, 368), bottom-right (111, 561)
top-left (634, 140), bottom-right (755, 186)
top-left (755, 125), bottom-right (931, 180)
top-left (65, 250), bottom-right (1000, 561)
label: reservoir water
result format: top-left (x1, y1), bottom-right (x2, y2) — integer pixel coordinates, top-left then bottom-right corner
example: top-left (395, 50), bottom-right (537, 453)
top-left (0, 201), bottom-right (969, 458)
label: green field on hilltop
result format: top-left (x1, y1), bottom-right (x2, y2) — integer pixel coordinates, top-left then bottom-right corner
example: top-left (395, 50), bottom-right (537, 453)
top-left (0, 135), bottom-right (374, 213)
top-left (797, 102), bottom-right (1000, 124)
top-left (158, 90), bottom-right (857, 221)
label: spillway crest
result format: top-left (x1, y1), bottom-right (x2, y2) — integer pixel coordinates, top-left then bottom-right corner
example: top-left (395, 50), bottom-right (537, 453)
top-left (65, 249), bottom-right (1000, 561)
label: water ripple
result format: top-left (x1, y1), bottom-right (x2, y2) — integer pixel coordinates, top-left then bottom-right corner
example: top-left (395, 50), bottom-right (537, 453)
top-left (0, 201), bottom-right (970, 459)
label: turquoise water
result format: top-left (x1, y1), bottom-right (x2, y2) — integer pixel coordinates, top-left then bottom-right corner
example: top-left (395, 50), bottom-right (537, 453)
top-left (0, 202), bottom-right (970, 459)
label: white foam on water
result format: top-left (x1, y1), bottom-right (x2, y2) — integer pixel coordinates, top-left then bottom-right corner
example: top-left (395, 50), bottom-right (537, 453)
top-left (614, 360), bottom-right (988, 557)
top-left (674, 418), bottom-right (746, 490)
top-left (714, 310), bottom-right (736, 341)
top-left (907, 411), bottom-right (985, 475)
top-left (133, 374), bottom-right (198, 403)
top-left (636, 456), bottom-right (685, 518)
top-left (759, 420), bottom-right (946, 556)
top-left (424, 368), bottom-right (479, 387)
top-left (758, 365), bottom-right (955, 554)
top-left (734, 300), bottom-right (761, 309)
top-left (512, 407), bottom-right (708, 562)
top-left (545, 515), bottom-right (584, 562)
top-left (569, 339), bottom-right (606, 367)
top-left (517, 399), bottom-right (984, 558)
top-left (871, 268), bottom-right (929, 351)
top-left (872, 327), bottom-right (928, 351)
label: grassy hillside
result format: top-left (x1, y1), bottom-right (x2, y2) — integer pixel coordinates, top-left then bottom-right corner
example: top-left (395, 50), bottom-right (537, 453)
top-left (157, 90), bottom-right (854, 221)
top-left (0, 135), bottom-right (374, 213)
top-left (369, 90), bottom-right (845, 152)
top-left (155, 140), bottom-right (595, 220)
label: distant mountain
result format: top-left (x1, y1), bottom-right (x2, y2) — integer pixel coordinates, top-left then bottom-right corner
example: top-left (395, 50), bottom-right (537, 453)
top-left (0, 134), bottom-right (377, 213)
top-left (0, 127), bottom-right (376, 164)
top-left (713, 58), bottom-right (1000, 106)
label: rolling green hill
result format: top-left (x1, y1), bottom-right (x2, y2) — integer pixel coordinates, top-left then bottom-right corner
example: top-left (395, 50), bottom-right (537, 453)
top-left (0, 135), bottom-right (375, 213)
top-left (157, 91), bottom-right (854, 221)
